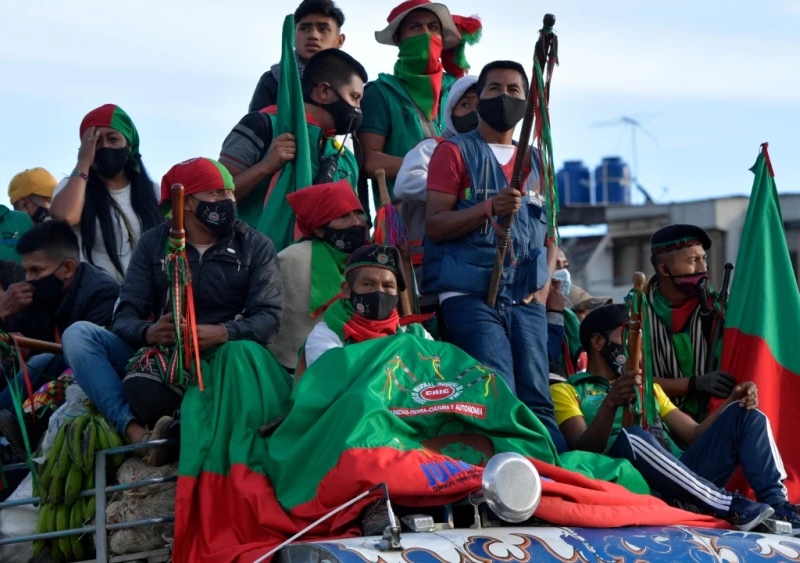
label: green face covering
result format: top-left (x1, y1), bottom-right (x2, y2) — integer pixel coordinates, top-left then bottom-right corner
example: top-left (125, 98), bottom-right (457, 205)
top-left (393, 33), bottom-right (444, 120)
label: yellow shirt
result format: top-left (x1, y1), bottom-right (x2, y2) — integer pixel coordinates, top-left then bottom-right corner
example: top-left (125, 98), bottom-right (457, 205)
top-left (551, 381), bottom-right (677, 426)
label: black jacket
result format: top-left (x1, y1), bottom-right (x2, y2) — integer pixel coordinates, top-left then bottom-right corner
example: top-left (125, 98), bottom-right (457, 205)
top-left (249, 71), bottom-right (279, 113)
top-left (111, 221), bottom-right (282, 349)
top-left (8, 263), bottom-right (119, 342)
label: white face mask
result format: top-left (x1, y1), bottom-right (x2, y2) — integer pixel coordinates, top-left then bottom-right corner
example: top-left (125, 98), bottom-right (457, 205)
top-left (553, 268), bottom-right (571, 297)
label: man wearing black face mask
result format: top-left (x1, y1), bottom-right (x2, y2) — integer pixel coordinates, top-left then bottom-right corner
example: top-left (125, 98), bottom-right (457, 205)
top-left (423, 60), bottom-right (568, 453)
top-left (220, 48), bottom-right (368, 230)
top-left (550, 304), bottom-right (800, 534)
top-left (646, 224), bottom-right (737, 421)
top-left (302, 244), bottom-right (431, 370)
top-left (60, 158), bottom-right (283, 452)
top-left (9, 167), bottom-right (56, 224)
top-left (0, 221), bottom-right (119, 413)
top-left (268, 180), bottom-right (367, 371)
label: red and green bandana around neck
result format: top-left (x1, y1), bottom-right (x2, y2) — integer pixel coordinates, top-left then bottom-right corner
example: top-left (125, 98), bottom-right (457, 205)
top-left (394, 33), bottom-right (444, 121)
top-left (323, 298), bottom-right (400, 343)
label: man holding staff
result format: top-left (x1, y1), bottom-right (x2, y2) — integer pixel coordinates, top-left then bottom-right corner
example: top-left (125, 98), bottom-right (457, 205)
top-left (550, 304), bottom-right (800, 534)
top-left (423, 60), bottom-right (565, 452)
top-left (646, 224), bottom-right (736, 421)
top-left (61, 158), bottom-right (284, 459)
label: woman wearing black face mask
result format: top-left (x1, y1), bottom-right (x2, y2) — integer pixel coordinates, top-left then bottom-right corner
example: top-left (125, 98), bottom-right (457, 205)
top-left (394, 75), bottom-right (478, 317)
top-left (50, 104), bottom-right (164, 282)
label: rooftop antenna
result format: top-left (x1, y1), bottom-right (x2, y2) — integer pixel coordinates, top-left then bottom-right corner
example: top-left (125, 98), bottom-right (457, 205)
top-left (592, 115), bottom-right (660, 203)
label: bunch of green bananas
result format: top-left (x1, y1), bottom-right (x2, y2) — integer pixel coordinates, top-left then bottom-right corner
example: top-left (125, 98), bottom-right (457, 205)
top-left (32, 413), bottom-right (126, 561)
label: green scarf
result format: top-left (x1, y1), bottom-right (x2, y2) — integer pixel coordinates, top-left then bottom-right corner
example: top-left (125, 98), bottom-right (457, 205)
top-left (563, 308), bottom-right (582, 361)
top-left (393, 33), bottom-right (444, 121)
top-left (650, 288), bottom-right (698, 379)
top-left (308, 240), bottom-right (349, 317)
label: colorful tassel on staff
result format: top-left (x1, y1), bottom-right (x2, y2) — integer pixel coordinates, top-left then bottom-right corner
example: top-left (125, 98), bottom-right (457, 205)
top-left (372, 203), bottom-right (406, 247)
top-left (164, 238), bottom-right (204, 391)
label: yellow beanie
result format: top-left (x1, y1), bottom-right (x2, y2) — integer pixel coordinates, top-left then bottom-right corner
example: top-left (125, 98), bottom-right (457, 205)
top-left (8, 168), bottom-right (57, 205)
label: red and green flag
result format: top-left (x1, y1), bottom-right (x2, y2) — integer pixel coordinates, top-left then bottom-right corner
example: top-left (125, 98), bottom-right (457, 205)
top-left (717, 143), bottom-right (799, 502)
top-left (256, 14), bottom-right (313, 251)
top-left (174, 335), bottom-right (724, 562)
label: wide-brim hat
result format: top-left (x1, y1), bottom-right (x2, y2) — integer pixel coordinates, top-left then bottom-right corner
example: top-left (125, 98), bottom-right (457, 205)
top-left (375, 0), bottom-right (462, 50)
top-left (568, 285), bottom-right (613, 312)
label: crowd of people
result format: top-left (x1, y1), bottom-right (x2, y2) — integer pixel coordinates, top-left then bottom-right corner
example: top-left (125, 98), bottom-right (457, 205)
top-left (1, 0), bottom-right (798, 539)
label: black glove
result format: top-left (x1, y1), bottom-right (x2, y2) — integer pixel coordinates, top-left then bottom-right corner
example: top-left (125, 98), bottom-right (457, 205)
top-left (689, 370), bottom-right (737, 398)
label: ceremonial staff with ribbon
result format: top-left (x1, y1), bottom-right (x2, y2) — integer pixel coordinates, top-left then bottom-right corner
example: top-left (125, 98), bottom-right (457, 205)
top-left (126, 184), bottom-right (204, 393)
top-left (623, 272), bottom-right (647, 428)
top-left (486, 14), bottom-right (560, 307)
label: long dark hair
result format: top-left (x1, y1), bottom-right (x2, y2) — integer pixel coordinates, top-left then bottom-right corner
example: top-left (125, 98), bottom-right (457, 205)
top-left (81, 154), bottom-right (164, 276)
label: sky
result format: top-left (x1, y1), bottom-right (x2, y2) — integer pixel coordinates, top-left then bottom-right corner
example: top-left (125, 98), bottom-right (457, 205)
top-left (1, 0), bottom-right (799, 213)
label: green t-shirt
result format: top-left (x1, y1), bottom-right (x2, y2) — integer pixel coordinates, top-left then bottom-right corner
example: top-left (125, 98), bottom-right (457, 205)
top-left (360, 73), bottom-right (456, 204)
top-left (0, 205), bottom-right (33, 263)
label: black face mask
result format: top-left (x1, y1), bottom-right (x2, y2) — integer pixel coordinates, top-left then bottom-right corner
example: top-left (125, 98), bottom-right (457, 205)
top-left (601, 340), bottom-right (627, 377)
top-left (194, 199), bottom-right (237, 237)
top-left (451, 111), bottom-right (479, 134)
top-left (30, 265), bottom-right (65, 306)
top-left (477, 95), bottom-right (527, 132)
top-left (31, 206), bottom-right (50, 224)
top-left (320, 225), bottom-right (366, 253)
top-left (93, 147), bottom-right (131, 177)
top-left (350, 290), bottom-right (398, 321)
top-left (322, 91), bottom-right (363, 135)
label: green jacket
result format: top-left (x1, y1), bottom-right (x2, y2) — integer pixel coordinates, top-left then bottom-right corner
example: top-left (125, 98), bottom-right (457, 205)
top-left (238, 112), bottom-right (360, 230)
top-left (361, 72), bottom-right (457, 204)
top-left (0, 205), bottom-right (33, 263)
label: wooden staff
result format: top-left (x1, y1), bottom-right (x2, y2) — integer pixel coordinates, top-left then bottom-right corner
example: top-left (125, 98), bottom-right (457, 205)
top-left (374, 169), bottom-right (414, 316)
top-left (170, 184), bottom-right (186, 245)
top-left (11, 336), bottom-right (62, 355)
top-left (486, 14), bottom-right (556, 307)
top-left (622, 271), bottom-right (646, 427)
top-left (167, 183), bottom-right (187, 341)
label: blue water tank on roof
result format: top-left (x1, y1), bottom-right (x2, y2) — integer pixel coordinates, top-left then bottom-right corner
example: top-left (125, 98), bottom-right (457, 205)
top-left (594, 157), bottom-right (631, 205)
top-left (556, 160), bottom-right (591, 206)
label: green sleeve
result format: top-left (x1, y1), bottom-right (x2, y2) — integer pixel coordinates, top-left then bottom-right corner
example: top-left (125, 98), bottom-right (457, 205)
top-left (359, 82), bottom-right (391, 138)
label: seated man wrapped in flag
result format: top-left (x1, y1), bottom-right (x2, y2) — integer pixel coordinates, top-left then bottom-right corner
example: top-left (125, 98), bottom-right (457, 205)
top-left (61, 157), bottom-right (284, 464)
top-left (268, 179), bottom-right (367, 371)
top-left (550, 304), bottom-right (800, 533)
top-left (646, 224), bottom-right (737, 421)
top-left (175, 271), bottom-right (726, 563)
top-left (302, 243), bottom-right (431, 371)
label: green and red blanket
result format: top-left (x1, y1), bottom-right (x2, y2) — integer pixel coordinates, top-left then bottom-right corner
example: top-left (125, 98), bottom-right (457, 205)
top-left (174, 335), bottom-right (725, 563)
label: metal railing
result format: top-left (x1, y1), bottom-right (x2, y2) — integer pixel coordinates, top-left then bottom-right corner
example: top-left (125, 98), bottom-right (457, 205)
top-left (0, 439), bottom-right (176, 562)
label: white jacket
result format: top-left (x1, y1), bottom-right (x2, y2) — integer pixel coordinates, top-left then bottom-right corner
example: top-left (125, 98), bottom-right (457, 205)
top-left (394, 75), bottom-right (479, 204)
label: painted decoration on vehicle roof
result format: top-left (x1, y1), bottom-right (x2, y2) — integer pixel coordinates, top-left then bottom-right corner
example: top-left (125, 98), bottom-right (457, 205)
top-left (309, 526), bottom-right (800, 563)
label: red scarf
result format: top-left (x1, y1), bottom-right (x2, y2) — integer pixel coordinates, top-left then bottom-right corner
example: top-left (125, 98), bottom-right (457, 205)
top-left (343, 310), bottom-right (401, 343)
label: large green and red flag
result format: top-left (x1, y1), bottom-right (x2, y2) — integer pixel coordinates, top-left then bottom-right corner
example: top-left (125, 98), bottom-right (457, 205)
top-left (717, 144), bottom-right (799, 502)
top-left (174, 334), bottom-right (724, 563)
top-left (256, 14), bottom-right (313, 251)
